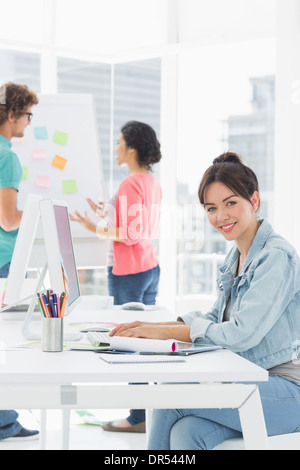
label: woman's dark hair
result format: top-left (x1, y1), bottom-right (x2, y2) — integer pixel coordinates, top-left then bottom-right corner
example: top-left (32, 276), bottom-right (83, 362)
top-left (198, 152), bottom-right (260, 210)
top-left (121, 120), bottom-right (161, 170)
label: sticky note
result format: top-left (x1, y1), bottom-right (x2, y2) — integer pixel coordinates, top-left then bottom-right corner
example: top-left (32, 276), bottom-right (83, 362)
top-left (63, 180), bottom-right (77, 193)
top-left (51, 155), bottom-right (67, 170)
top-left (22, 167), bottom-right (28, 180)
top-left (36, 175), bottom-right (50, 188)
top-left (32, 149), bottom-right (47, 160)
top-left (34, 127), bottom-right (48, 140)
top-left (53, 131), bottom-right (68, 145)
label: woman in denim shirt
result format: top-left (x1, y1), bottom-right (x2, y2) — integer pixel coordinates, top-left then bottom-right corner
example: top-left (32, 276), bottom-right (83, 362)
top-left (110, 152), bottom-right (300, 450)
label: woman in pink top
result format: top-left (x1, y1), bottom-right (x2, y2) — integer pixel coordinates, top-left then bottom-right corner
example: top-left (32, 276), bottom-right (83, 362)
top-left (70, 121), bottom-right (162, 432)
top-left (110, 121), bottom-right (162, 300)
top-left (71, 121), bottom-right (162, 303)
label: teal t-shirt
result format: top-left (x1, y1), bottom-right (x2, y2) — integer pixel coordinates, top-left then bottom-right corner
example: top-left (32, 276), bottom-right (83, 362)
top-left (0, 135), bottom-right (22, 269)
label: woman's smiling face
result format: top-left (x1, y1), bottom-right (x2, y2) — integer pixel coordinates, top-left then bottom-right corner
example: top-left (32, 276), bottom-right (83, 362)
top-left (203, 181), bottom-right (259, 244)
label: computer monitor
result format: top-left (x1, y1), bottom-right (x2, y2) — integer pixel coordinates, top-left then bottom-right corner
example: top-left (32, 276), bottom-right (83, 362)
top-left (20, 198), bottom-right (81, 340)
top-left (1, 196), bottom-right (81, 319)
top-left (39, 198), bottom-right (81, 315)
top-left (2, 193), bottom-right (41, 308)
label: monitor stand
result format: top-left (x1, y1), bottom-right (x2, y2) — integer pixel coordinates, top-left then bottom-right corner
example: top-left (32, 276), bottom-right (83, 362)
top-left (22, 263), bottom-right (81, 342)
top-left (22, 263), bottom-right (48, 340)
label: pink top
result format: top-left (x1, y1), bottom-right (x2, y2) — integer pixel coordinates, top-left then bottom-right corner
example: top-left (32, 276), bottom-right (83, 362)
top-left (113, 173), bottom-right (162, 275)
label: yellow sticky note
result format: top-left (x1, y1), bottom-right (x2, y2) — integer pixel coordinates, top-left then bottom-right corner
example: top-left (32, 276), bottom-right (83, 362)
top-left (53, 131), bottom-right (68, 145)
top-left (63, 180), bottom-right (77, 193)
top-left (51, 155), bottom-right (67, 170)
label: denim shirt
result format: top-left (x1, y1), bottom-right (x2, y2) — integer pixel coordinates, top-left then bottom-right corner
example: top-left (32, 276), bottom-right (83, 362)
top-left (181, 220), bottom-right (300, 370)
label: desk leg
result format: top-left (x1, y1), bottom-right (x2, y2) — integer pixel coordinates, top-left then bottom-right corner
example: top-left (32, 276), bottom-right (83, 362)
top-left (40, 410), bottom-right (47, 450)
top-left (62, 409), bottom-right (71, 450)
top-left (145, 409), bottom-right (152, 442)
top-left (239, 385), bottom-right (269, 450)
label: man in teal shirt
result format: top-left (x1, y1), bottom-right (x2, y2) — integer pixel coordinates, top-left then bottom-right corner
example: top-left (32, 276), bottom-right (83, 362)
top-left (0, 135), bottom-right (23, 275)
top-left (0, 82), bottom-right (39, 441)
top-left (0, 83), bottom-right (38, 276)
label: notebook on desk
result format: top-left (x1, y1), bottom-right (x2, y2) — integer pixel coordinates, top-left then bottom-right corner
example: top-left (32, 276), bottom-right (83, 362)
top-left (98, 354), bottom-right (186, 364)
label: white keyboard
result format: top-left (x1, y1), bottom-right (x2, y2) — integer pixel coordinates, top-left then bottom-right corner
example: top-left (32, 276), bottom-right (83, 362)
top-left (87, 331), bottom-right (111, 346)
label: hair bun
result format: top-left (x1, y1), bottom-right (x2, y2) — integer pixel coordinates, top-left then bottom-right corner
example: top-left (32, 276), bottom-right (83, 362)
top-left (213, 152), bottom-right (243, 165)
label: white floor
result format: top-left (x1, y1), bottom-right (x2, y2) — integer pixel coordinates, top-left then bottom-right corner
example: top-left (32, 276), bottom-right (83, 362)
top-left (0, 409), bottom-right (146, 450)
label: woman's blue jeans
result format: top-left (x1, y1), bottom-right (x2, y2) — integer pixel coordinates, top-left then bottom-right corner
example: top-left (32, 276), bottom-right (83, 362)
top-left (0, 262), bottom-right (22, 439)
top-left (107, 265), bottom-right (160, 425)
top-left (148, 375), bottom-right (300, 450)
top-left (107, 265), bottom-right (160, 306)
top-left (0, 411), bottom-right (21, 440)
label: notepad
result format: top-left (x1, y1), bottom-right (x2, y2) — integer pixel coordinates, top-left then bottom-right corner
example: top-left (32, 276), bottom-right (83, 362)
top-left (98, 354), bottom-right (186, 364)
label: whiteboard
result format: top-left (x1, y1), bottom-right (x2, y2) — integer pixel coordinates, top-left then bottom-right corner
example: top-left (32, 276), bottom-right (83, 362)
top-left (12, 94), bottom-right (106, 239)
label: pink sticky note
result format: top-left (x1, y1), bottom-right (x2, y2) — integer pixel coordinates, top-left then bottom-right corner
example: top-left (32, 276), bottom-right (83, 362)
top-left (35, 175), bottom-right (50, 188)
top-left (32, 149), bottom-right (47, 160)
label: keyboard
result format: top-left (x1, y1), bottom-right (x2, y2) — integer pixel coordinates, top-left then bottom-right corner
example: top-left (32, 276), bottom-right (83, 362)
top-left (87, 331), bottom-right (111, 346)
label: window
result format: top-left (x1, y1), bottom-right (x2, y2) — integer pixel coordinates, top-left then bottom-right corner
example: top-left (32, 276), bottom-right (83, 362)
top-left (0, 50), bottom-right (41, 92)
top-left (176, 39), bottom-right (276, 302)
top-left (57, 56), bottom-right (161, 294)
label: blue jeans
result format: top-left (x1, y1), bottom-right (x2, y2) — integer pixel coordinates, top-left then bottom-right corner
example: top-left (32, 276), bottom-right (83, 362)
top-left (148, 376), bottom-right (300, 450)
top-left (0, 411), bottom-right (22, 440)
top-left (107, 265), bottom-right (160, 306)
top-left (0, 262), bottom-right (22, 439)
top-left (108, 265), bottom-right (160, 425)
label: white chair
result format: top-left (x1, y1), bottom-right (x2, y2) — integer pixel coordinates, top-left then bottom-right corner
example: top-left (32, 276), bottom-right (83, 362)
top-left (213, 433), bottom-right (300, 450)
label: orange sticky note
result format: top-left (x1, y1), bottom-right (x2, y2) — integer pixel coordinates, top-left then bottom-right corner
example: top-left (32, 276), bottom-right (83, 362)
top-left (51, 155), bottom-right (67, 170)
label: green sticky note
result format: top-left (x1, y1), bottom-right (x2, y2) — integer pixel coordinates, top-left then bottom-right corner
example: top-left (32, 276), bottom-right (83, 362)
top-left (22, 167), bottom-right (28, 180)
top-left (53, 130), bottom-right (68, 145)
top-left (63, 180), bottom-right (77, 193)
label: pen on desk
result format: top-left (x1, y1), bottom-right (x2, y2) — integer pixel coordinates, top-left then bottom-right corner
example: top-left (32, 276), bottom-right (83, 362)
top-left (38, 293), bottom-right (48, 317)
top-left (60, 292), bottom-right (68, 317)
top-left (37, 293), bottom-right (43, 315)
top-left (49, 292), bottom-right (56, 318)
top-left (56, 293), bottom-right (61, 318)
top-left (53, 293), bottom-right (58, 317)
top-left (37, 297), bottom-right (43, 317)
top-left (42, 294), bottom-right (52, 318)
top-left (139, 352), bottom-right (180, 356)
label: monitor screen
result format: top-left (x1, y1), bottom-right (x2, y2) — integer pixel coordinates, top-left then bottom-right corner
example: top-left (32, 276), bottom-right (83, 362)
top-left (52, 204), bottom-right (80, 311)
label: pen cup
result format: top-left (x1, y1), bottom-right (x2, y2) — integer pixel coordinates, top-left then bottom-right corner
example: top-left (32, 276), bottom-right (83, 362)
top-left (42, 317), bottom-right (63, 352)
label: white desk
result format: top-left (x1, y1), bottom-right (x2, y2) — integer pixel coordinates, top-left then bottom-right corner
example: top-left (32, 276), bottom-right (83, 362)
top-left (0, 306), bottom-right (269, 450)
